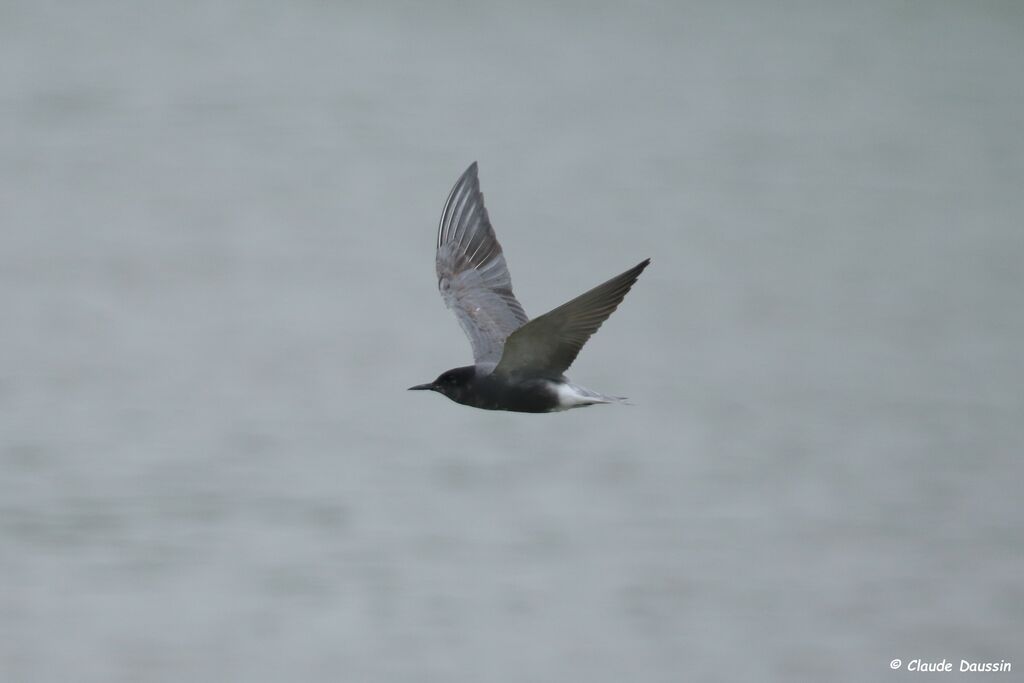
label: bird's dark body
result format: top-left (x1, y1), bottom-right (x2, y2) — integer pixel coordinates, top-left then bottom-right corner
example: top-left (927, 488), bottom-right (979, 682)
top-left (419, 366), bottom-right (561, 413)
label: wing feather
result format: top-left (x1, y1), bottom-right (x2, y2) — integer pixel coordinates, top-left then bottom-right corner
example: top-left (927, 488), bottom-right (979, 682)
top-left (494, 259), bottom-right (650, 378)
top-left (435, 163), bottom-right (529, 364)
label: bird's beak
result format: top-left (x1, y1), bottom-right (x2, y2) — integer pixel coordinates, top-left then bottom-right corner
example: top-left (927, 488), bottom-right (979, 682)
top-left (408, 383), bottom-right (434, 391)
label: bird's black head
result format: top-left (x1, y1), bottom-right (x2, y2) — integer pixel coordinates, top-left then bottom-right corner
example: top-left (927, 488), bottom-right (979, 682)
top-left (408, 366), bottom-right (477, 404)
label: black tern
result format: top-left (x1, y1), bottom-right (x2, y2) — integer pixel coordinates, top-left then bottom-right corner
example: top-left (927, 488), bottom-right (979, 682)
top-left (409, 162), bottom-right (650, 413)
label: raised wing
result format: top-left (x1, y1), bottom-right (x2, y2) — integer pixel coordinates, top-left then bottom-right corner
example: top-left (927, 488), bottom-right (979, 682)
top-left (436, 162), bottom-right (529, 364)
top-left (494, 259), bottom-right (650, 378)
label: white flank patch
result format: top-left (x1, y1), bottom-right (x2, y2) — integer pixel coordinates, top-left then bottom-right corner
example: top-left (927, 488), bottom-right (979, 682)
top-left (551, 382), bottom-right (614, 411)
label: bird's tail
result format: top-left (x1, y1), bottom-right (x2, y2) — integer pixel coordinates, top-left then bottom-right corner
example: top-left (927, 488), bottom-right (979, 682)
top-left (566, 383), bottom-right (632, 407)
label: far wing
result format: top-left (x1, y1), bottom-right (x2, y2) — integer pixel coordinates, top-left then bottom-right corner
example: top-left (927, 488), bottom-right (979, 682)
top-left (435, 162), bottom-right (529, 364)
top-left (494, 259), bottom-right (650, 378)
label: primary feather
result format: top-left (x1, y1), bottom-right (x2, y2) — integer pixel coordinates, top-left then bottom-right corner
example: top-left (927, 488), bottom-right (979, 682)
top-left (494, 259), bottom-right (650, 378)
top-left (435, 162), bottom-right (529, 364)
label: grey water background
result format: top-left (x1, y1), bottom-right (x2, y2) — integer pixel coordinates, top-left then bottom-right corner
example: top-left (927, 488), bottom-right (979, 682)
top-left (2, 1), bottom-right (1022, 681)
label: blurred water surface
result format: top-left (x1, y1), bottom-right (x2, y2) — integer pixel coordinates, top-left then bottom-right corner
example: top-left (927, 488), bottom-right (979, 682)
top-left (1, 2), bottom-right (1022, 681)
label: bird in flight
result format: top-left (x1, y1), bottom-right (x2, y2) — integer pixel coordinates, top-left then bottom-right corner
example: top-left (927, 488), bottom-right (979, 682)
top-left (409, 162), bottom-right (650, 412)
